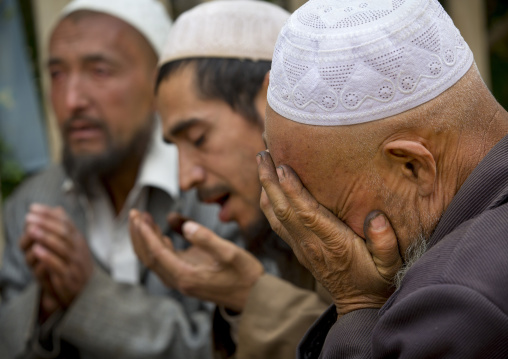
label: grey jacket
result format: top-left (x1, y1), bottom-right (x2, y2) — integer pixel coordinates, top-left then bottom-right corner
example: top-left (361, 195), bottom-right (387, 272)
top-left (298, 135), bottom-right (508, 358)
top-left (0, 164), bottom-right (238, 359)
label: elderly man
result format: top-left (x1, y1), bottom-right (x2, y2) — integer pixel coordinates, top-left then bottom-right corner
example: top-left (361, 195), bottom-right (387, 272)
top-left (130, 1), bottom-right (393, 358)
top-left (258, 0), bottom-right (508, 358)
top-left (0, 0), bottom-right (235, 358)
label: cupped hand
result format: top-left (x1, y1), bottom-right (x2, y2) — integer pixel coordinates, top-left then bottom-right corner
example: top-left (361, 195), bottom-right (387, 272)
top-left (257, 150), bottom-right (402, 316)
top-left (129, 210), bottom-right (264, 312)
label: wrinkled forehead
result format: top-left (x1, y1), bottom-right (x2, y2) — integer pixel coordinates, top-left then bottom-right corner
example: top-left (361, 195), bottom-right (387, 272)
top-left (264, 105), bottom-right (324, 165)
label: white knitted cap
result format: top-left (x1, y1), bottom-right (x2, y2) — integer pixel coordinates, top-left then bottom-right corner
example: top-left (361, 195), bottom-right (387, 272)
top-left (268, 0), bottom-right (474, 126)
top-left (61, 0), bottom-right (172, 55)
top-left (159, 0), bottom-right (290, 65)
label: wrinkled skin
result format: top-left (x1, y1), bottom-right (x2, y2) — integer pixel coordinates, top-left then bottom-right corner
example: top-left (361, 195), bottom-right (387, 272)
top-left (257, 151), bottom-right (402, 315)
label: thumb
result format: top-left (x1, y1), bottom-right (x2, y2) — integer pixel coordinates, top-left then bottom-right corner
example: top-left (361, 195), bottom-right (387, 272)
top-left (363, 211), bottom-right (402, 281)
top-left (182, 221), bottom-right (237, 264)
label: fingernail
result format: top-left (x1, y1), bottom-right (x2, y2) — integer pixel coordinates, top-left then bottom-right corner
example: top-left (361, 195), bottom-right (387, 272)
top-left (28, 225), bottom-right (44, 238)
top-left (370, 213), bottom-right (387, 231)
top-left (276, 166), bottom-right (285, 181)
top-left (256, 153), bottom-right (262, 164)
top-left (33, 244), bottom-right (46, 257)
top-left (30, 203), bottom-right (43, 212)
top-left (25, 213), bottom-right (38, 223)
top-left (182, 221), bottom-right (199, 236)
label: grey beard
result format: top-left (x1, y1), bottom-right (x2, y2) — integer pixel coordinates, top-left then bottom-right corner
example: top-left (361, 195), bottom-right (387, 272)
top-left (393, 232), bottom-right (429, 288)
top-left (63, 117), bottom-right (153, 198)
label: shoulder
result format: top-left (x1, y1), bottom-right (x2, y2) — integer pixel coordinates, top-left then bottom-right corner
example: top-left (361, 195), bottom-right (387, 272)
top-left (392, 202), bottom-right (508, 313)
top-left (4, 164), bottom-right (66, 211)
top-left (372, 205), bottom-right (508, 358)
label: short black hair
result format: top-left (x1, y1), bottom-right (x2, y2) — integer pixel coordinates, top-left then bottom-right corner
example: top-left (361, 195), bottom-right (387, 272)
top-left (155, 58), bottom-right (271, 124)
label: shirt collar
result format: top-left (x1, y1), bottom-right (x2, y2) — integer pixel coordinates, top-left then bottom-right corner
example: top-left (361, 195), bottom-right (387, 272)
top-left (137, 119), bottom-right (179, 199)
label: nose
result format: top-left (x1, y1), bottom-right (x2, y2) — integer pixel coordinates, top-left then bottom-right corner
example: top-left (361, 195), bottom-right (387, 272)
top-left (178, 149), bottom-right (206, 191)
top-left (65, 74), bottom-right (89, 114)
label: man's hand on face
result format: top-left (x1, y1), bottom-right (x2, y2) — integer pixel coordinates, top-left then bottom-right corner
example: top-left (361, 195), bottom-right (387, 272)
top-left (257, 150), bottom-right (402, 316)
top-left (129, 209), bottom-right (264, 312)
top-left (20, 204), bottom-right (94, 320)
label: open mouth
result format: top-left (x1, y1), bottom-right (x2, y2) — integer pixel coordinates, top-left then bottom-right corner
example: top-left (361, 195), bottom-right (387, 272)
top-left (203, 192), bottom-right (230, 207)
top-left (198, 188), bottom-right (234, 221)
top-left (216, 193), bottom-right (230, 207)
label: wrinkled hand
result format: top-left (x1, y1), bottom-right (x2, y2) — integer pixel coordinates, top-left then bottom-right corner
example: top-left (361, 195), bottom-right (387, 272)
top-left (20, 204), bottom-right (94, 319)
top-left (257, 151), bottom-right (402, 316)
top-left (129, 209), bottom-right (264, 312)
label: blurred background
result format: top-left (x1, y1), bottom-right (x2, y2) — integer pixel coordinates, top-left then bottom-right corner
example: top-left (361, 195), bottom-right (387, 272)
top-left (1, 0), bottom-right (508, 259)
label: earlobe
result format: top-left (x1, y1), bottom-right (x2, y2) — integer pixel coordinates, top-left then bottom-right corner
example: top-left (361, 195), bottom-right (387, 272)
top-left (383, 140), bottom-right (436, 197)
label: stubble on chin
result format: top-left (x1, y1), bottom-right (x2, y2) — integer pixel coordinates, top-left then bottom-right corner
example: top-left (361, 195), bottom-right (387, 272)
top-left (392, 209), bottom-right (441, 288)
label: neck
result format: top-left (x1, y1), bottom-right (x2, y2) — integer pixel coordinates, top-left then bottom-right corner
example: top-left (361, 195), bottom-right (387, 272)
top-left (433, 100), bottom-right (508, 220)
top-left (101, 154), bottom-right (143, 215)
top-left (457, 103), bottom-right (508, 189)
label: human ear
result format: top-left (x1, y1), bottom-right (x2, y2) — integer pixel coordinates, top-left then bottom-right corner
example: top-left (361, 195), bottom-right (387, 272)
top-left (382, 140), bottom-right (436, 197)
top-left (263, 71), bottom-right (270, 89)
top-left (254, 72), bottom-right (271, 127)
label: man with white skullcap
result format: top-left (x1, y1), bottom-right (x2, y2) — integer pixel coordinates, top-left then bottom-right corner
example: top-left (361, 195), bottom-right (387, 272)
top-left (0, 0), bottom-right (237, 358)
top-left (258, 0), bottom-right (508, 357)
top-left (127, 1), bottom-right (394, 358)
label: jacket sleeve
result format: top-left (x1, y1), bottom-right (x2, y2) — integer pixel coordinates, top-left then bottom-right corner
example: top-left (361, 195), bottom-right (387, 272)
top-left (0, 192), bottom-right (215, 359)
top-left (232, 274), bottom-right (329, 359)
top-left (372, 285), bottom-right (508, 359)
top-left (57, 267), bottom-right (214, 359)
top-left (0, 264), bottom-right (215, 359)
top-left (299, 307), bottom-right (379, 359)
top-left (302, 285), bottom-right (508, 359)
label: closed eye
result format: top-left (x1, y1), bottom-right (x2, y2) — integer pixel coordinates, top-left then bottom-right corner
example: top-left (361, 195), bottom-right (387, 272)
top-left (194, 134), bottom-right (206, 147)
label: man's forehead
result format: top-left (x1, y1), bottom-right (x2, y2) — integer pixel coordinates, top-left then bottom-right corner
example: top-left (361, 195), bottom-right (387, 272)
top-left (50, 12), bottom-right (148, 58)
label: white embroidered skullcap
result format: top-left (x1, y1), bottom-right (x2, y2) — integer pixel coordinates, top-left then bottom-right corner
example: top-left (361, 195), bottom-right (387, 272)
top-left (159, 0), bottom-right (290, 65)
top-left (268, 0), bottom-right (474, 126)
top-left (61, 0), bottom-right (172, 55)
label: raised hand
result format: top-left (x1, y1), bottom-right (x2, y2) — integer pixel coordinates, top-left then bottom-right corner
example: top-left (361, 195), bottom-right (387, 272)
top-left (129, 209), bottom-right (264, 312)
top-left (257, 150), bottom-right (402, 316)
top-left (20, 203), bottom-right (94, 318)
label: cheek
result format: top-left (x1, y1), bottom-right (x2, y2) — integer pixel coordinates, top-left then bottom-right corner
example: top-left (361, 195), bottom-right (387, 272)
top-left (50, 84), bottom-right (68, 121)
top-left (102, 83), bottom-right (152, 132)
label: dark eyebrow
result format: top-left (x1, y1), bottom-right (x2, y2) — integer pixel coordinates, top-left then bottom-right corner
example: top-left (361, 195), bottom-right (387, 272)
top-left (47, 54), bottom-right (117, 68)
top-left (170, 118), bottom-right (202, 138)
top-left (163, 118), bottom-right (203, 144)
top-left (47, 57), bottom-right (63, 67)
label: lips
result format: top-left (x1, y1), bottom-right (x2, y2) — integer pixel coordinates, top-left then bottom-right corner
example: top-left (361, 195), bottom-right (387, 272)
top-left (66, 119), bottom-right (105, 141)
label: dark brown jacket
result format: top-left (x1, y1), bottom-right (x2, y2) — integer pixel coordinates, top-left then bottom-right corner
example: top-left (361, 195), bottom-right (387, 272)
top-left (299, 135), bottom-right (508, 359)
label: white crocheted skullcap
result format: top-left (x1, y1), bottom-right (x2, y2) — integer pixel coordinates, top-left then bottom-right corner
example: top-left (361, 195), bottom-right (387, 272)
top-left (159, 0), bottom-right (290, 65)
top-left (61, 0), bottom-right (172, 55)
top-left (268, 0), bottom-right (474, 126)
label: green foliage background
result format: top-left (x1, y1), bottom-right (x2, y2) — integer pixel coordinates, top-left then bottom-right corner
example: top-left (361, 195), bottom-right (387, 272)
top-left (0, 139), bottom-right (25, 200)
